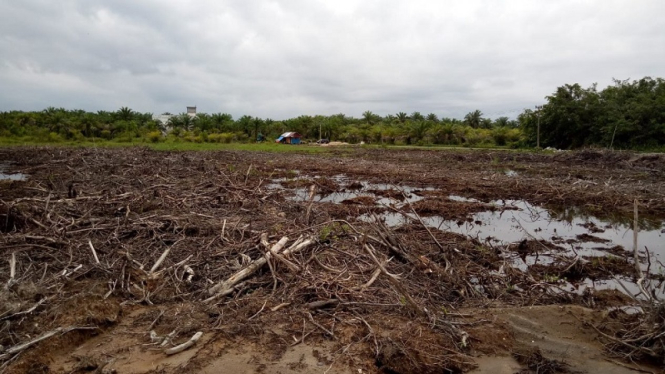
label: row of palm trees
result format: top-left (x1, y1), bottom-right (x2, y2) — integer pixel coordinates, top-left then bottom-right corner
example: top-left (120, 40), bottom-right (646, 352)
top-left (1, 106), bottom-right (521, 146)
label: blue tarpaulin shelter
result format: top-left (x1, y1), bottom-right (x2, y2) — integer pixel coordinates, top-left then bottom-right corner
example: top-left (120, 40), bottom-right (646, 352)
top-left (276, 132), bottom-right (302, 144)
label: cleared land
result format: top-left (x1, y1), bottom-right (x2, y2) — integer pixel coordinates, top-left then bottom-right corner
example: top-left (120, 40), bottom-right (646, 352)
top-left (1, 146), bottom-right (664, 373)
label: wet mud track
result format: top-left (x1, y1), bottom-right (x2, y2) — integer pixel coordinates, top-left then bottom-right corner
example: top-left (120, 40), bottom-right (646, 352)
top-left (1, 146), bottom-right (664, 373)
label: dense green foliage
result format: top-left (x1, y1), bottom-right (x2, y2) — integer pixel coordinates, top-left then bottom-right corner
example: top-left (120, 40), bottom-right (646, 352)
top-left (519, 77), bottom-right (665, 149)
top-left (0, 107), bottom-right (522, 147)
top-left (1, 76), bottom-right (664, 150)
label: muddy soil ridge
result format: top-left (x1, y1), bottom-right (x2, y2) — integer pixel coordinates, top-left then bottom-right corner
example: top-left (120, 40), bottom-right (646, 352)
top-left (0, 146), bottom-right (664, 373)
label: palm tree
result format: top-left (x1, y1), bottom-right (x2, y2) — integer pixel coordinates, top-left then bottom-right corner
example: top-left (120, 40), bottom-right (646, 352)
top-left (411, 112), bottom-right (424, 121)
top-left (494, 117), bottom-right (510, 128)
top-left (362, 111), bottom-right (375, 125)
top-left (426, 113), bottom-right (439, 122)
top-left (116, 107), bottom-right (134, 121)
top-left (464, 110), bottom-right (483, 128)
top-left (252, 117), bottom-right (264, 141)
top-left (211, 113), bottom-right (233, 132)
top-left (396, 112), bottom-right (409, 123)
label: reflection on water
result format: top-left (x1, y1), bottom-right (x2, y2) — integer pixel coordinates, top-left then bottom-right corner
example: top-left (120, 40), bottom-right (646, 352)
top-left (269, 175), bottom-right (665, 297)
top-left (365, 199), bottom-right (664, 260)
top-left (362, 198), bottom-right (665, 296)
top-left (268, 174), bottom-right (432, 206)
top-left (0, 163), bottom-right (27, 181)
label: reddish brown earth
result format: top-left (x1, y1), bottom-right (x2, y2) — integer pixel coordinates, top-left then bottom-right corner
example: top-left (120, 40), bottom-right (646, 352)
top-left (1, 146), bottom-right (664, 373)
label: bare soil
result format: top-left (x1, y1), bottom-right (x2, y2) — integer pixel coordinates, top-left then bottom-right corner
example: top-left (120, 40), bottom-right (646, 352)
top-left (1, 146), bottom-right (664, 373)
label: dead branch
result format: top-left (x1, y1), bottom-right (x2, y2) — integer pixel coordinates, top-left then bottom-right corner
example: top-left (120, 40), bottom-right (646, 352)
top-left (88, 239), bottom-right (100, 265)
top-left (207, 236), bottom-right (289, 297)
top-left (363, 244), bottom-right (425, 316)
top-left (164, 331), bottom-right (203, 355)
top-left (0, 326), bottom-right (97, 361)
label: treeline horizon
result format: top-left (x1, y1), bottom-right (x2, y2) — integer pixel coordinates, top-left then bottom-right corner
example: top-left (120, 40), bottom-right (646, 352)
top-left (1, 76), bottom-right (664, 150)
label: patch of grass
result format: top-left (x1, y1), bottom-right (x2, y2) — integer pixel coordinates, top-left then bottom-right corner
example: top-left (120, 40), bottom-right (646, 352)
top-left (148, 142), bottom-right (332, 153)
top-left (0, 137), bottom-right (136, 148)
top-left (542, 274), bottom-right (563, 283)
top-left (360, 143), bottom-right (512, 151)
top-left (0, 137), bottom-right (333, 153)
top-left (319, 225), bottom-right (334, 242)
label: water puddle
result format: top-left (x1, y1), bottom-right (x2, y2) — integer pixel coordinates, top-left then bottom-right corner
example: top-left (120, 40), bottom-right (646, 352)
top-left (363, 198), bottom-right (665, 297)
top-left (269, 174), bottom-right (665, 297)
top-left (267, 174), bottom-right (432, 206)
top-left (448, 195), bottom-right (480, 203)
top-left (369, 199), bottom-right (664, 260)
top-left (0, 163), bottom-right (27, 181)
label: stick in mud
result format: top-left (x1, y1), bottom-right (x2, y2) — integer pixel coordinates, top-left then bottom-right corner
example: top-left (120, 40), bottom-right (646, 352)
top-left (164, 331), bottom-right (203, 355)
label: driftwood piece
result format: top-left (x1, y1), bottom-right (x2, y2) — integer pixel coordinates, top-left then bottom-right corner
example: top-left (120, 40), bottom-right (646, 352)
top-left (207, 236), bottom-right (288, 296)
top-left (88, 239), bottom-right (100, 265)
top-left (5, 252), bottom-right (17, 289)
top-left (261, 233), bottom-right (301, 272)
top-left (206, 236), bottom-right (316, 300)
top-left (9, 252), bottom-right (16, 280)
top-left (164, 331), bottom-right (203, 355)
top-left (150, 247), bottom-right (171, 274)
top-left (305, 299), bottom-right (339, 310)
top-left (271, 302), bottom-right (291, 312)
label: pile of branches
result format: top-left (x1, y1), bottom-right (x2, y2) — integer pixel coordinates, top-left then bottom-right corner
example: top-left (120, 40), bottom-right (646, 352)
top-left (598, 275), bottom-right (665, 365)
top-left (594, 200), bottom-right (665, 366)
top-left (0, 147), bottom-right (611, 372)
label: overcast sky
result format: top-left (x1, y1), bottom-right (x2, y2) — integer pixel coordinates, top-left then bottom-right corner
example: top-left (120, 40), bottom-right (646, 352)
top-left (1, 1), bottom-right (664, 120)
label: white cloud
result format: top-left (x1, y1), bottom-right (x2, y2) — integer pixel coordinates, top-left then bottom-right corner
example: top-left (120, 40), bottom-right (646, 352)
top-left (1, 0), bottom-right (664, 119)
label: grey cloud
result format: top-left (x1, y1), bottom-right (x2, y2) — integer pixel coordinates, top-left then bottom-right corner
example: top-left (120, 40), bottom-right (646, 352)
top-left (1, 0), bottom-right (664, 119)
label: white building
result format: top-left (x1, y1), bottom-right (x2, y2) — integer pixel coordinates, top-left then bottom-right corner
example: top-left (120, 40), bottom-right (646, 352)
top-left (187, 106), bottom-right (197, 117)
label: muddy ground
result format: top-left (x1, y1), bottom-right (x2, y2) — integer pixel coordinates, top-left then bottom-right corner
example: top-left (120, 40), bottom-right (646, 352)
top-left (1, 146), bottom-right (664, 373)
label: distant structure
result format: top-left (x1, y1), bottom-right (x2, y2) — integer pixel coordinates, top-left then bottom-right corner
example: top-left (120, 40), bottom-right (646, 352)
top-left (152, 106), bottom-right (198, 132)
top-left (187, 106), bottom-right (197, 117)
top-left (276, 132), bottom-right (302, 144)
top-left (153, 113), bottom-right (174, 126)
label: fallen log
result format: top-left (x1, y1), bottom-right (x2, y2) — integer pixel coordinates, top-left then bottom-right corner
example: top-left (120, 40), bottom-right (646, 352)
top-left (206, 236), bottom-right (315, 300)
top-left (207, 236), bottom-right (289, 296)
top-left (261, 233), bottom-right (301, 272)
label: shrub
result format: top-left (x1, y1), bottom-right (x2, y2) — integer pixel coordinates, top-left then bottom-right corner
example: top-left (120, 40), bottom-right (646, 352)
top-left (147, 131), bottom-right (163, 143)
top-left (207, 133), bottom-right (223, 143)
top-left (47, 132), bottom-right (64, 142)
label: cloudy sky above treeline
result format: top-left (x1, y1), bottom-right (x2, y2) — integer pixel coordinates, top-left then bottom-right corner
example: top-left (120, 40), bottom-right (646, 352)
top-left (1, 0), bottom-right (664, 119)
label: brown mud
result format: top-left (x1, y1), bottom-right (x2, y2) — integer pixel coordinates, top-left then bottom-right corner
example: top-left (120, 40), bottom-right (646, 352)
top-left (1, 146), bottom-right (664, 373)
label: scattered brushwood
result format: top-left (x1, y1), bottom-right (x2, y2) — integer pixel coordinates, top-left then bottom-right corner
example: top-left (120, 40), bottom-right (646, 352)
top-left (1, 146), bottom-right (662, 372)
top-left (0, 147), bottom-right (513, 370)
top-left (512, 346), bottom-right (573, 374)
top-left (600, 303), bottom-right (665, 365)
top-left (593, 201), bottom-right (665, 366)
top-left (596, 266), bottom-right (665, 365)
